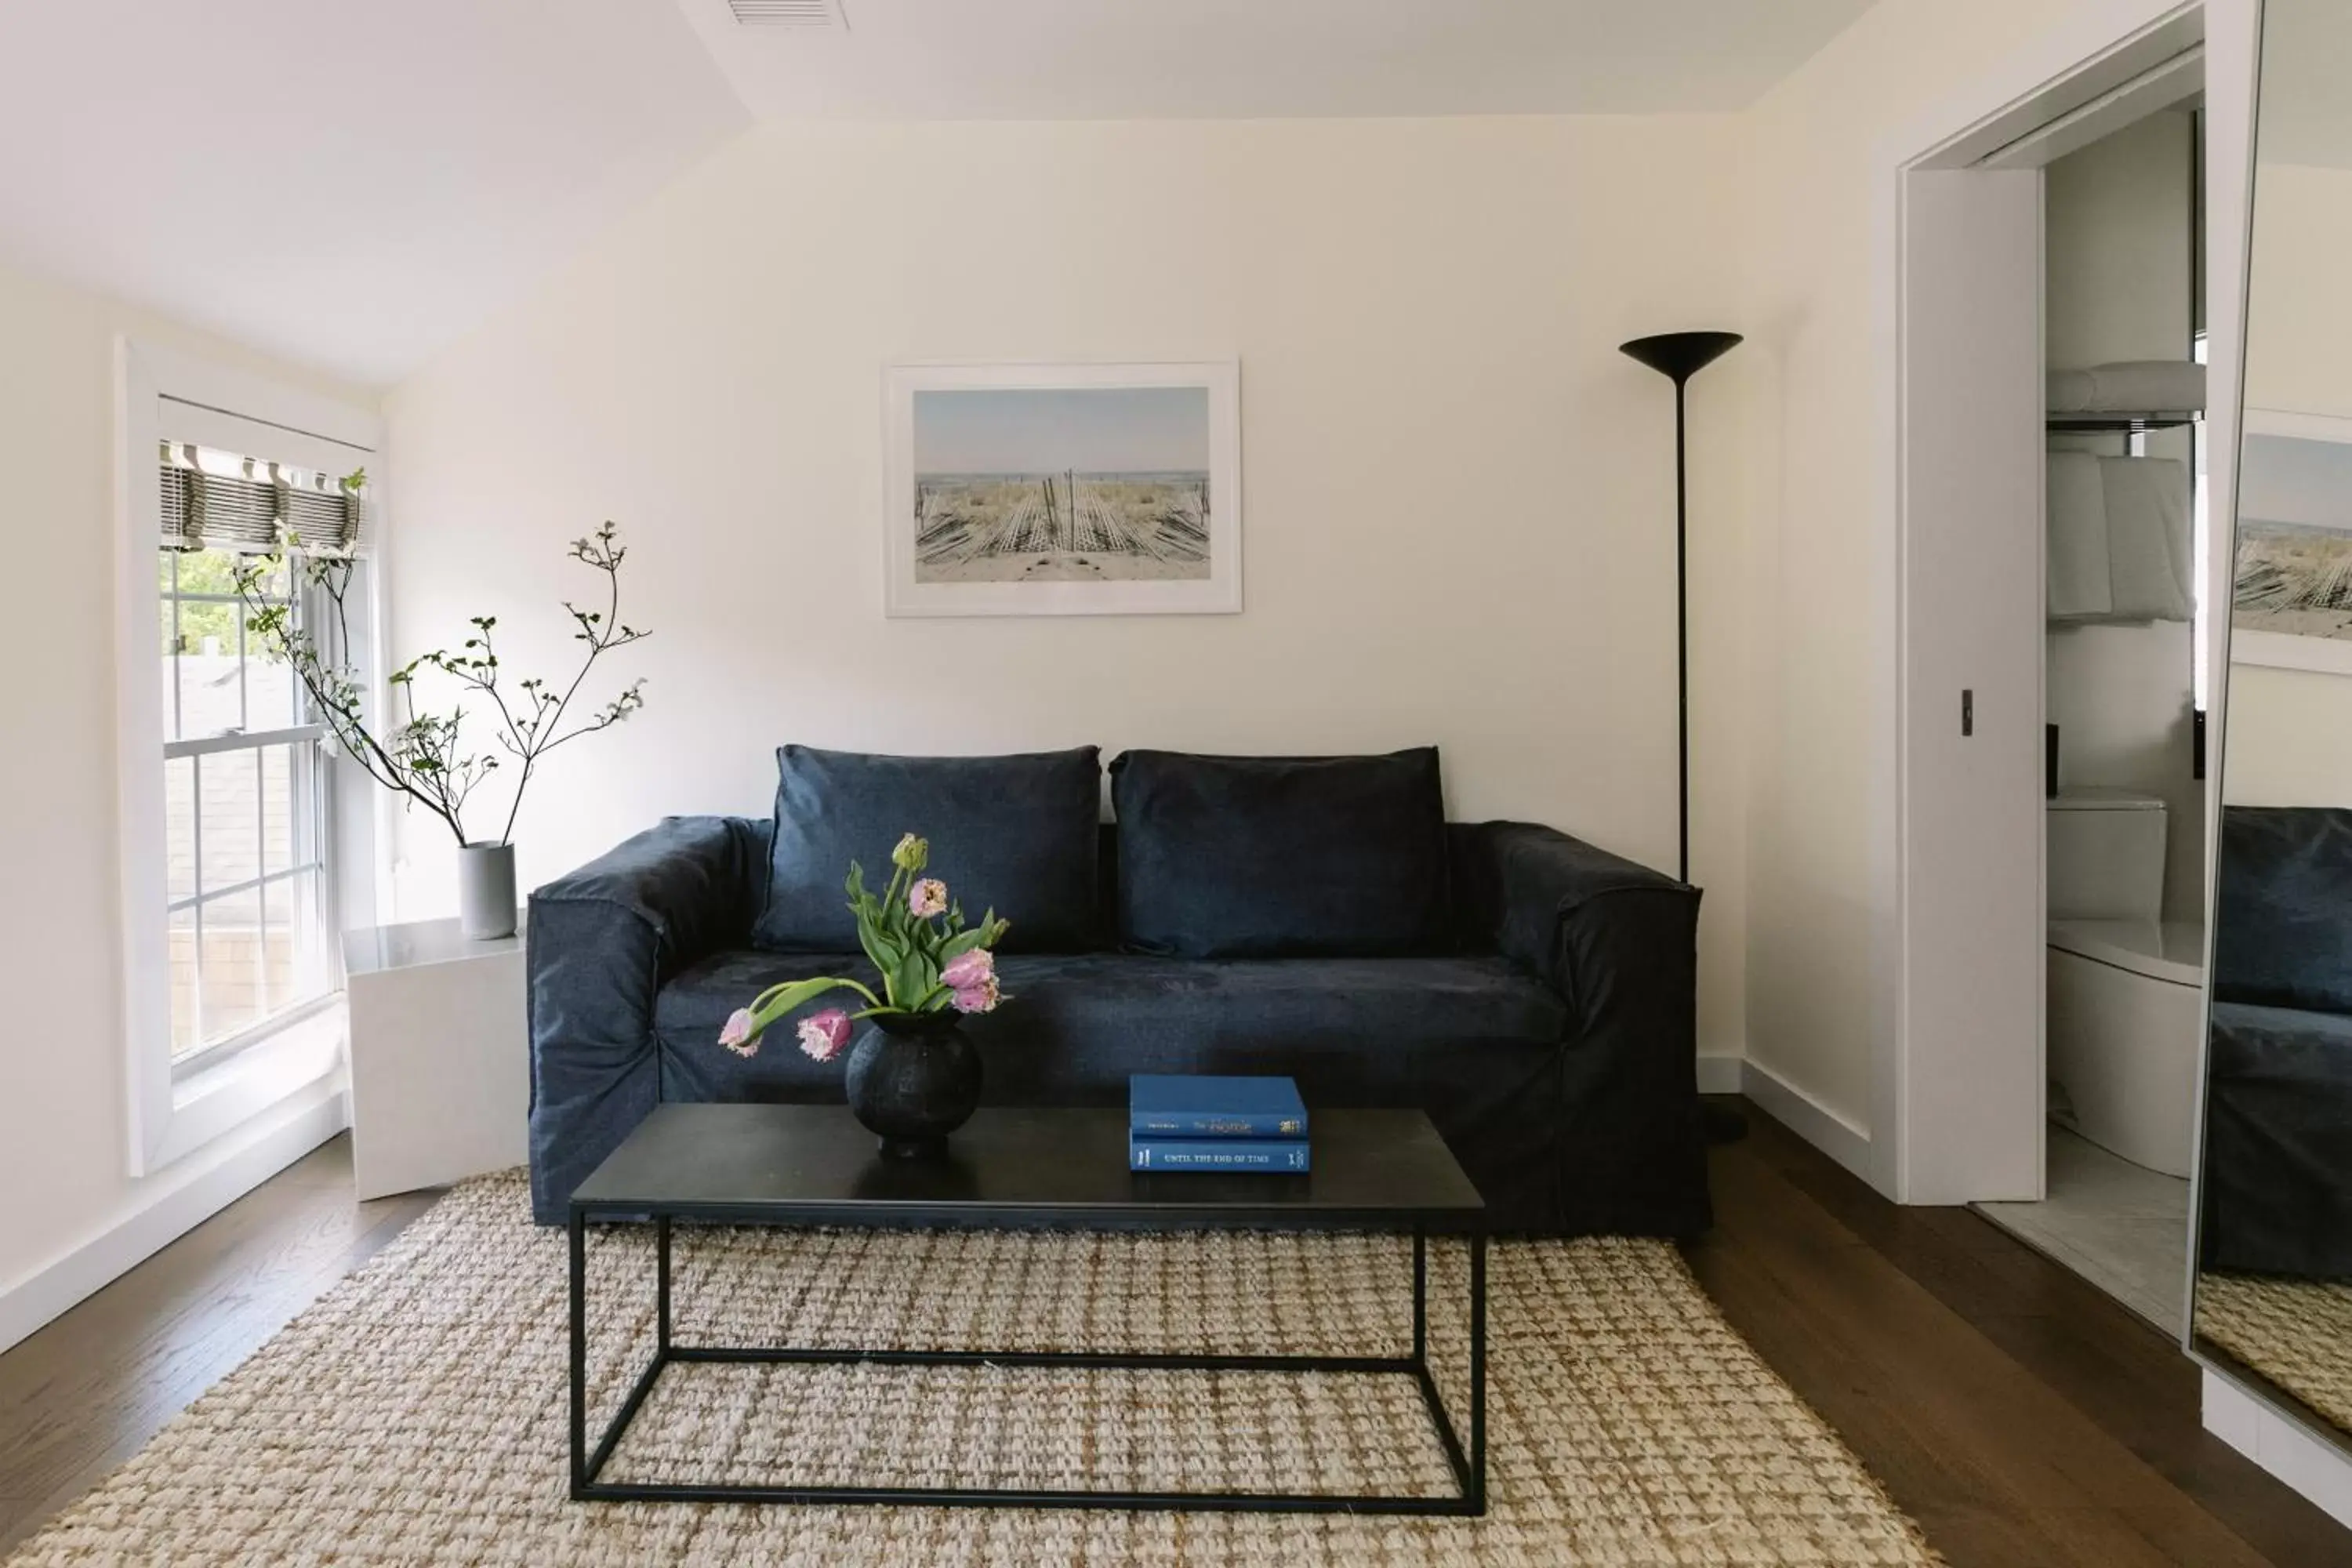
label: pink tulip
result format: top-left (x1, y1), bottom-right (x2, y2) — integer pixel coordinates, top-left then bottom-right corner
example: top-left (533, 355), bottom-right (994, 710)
top-left (951, 974), bottom-right (1002, 1015)
top-left (908, 878), bottom-right (949, 918)
top-left (796, 1008), bottom-right (854, 1062)
top-left (718, 1008), bottom-right (759, 1058)
top-left (941, 947), bottom-right (994, 990)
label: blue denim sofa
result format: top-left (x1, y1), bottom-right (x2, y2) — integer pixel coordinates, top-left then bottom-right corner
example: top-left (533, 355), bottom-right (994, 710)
top-left (2201, 806), bottom-right (2352, 1279)
top-left (524, 753), bottom-right (1708, 1238)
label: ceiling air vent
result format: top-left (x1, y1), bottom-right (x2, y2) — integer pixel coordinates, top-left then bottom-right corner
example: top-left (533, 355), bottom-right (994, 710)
top-left (727, 0), bottom-right (844, 26)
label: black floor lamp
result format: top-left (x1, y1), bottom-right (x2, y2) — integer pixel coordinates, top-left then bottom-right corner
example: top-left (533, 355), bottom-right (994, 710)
top-left (1618, 331), bottom-right (1741, 886)
top-left (1621, 330), bottom-right (1744, 1148)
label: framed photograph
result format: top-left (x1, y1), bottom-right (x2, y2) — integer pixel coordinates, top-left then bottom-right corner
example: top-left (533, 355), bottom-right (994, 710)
top-left (2234, 410), bottom-right (2352, 674)
top-left (883, 361), bottom-right (1241, 617)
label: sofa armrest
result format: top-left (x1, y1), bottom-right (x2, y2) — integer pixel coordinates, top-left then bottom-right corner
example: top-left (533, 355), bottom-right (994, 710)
top-left (1456, 821), bottom-right (1709, 1232)
top-left (1474, 825), bottom-right (1690, 1007)
top-left (525, 815), bottom-right (767, 1221)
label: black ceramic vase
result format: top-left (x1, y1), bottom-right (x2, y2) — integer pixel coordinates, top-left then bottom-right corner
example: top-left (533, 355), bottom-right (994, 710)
top-left (843, 1011), bottom-right (982, 1160)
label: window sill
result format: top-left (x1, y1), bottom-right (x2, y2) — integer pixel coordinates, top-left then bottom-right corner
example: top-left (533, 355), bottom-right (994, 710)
top-left (142, 998), bottom-right (347, 1173)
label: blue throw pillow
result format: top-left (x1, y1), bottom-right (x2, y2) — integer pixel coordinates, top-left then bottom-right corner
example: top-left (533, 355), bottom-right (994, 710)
top-left (2216, 806), bottom-right (2352, 1014)
top-left (754, 746), bottom-right (1102, 955)
top-left (1110, 748), bottom-right (1451, 958)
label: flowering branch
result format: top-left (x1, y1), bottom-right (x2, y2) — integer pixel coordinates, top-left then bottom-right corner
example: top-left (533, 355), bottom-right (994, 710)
top-left (237, 499), bottom-right (649, 848)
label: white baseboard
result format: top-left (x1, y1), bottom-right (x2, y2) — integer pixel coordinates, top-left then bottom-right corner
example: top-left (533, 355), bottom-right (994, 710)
top-left (2205, 1369), bottom-right (2352, 1529)
top-left (0, 1083), bottom-right (349, 1356)
top-left (1740, 1058), bottom-right (1875, 1182)
top-left (1696, 1054), bottom-right (1744, 1094)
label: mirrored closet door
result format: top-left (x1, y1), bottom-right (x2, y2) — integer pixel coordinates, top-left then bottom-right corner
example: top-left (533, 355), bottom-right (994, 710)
top-left (2192, 0), bottom-right (2352, 1452)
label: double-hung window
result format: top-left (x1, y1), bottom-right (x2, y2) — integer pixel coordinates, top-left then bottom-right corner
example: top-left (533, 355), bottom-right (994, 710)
top-left (118, 339), bottom-right (381, 1174)
top-left (158, 445), bottom-right (356, 1070)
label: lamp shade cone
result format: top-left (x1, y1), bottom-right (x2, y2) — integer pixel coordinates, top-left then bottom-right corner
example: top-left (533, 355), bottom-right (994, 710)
top-left (1618, 331), bottom-right (1743, 384)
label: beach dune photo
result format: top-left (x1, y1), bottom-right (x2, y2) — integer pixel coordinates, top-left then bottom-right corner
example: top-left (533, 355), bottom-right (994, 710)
top-left (910, 387), bottom-right (1211, 585)
top-left (2234, 432), bottom-right (2352, 643)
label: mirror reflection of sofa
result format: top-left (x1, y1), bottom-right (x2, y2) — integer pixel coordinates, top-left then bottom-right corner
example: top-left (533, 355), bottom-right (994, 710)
top-left (2201, 805), bottom-right (2352, 1279)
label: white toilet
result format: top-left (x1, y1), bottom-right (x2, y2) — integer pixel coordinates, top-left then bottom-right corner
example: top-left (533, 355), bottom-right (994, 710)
top-left (2045, 789), bottom-right (2205, 1179)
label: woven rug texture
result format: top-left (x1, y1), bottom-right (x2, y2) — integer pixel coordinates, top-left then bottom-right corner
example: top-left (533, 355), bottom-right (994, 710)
top-left (7, 1171), bottom-right (1940, 1566)
top-left (2199, 1271), bottom-right (2352, 1439)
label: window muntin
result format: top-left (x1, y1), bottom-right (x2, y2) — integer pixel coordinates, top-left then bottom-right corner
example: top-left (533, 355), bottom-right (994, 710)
top-left (160, 534), bottom-right (332, 1070)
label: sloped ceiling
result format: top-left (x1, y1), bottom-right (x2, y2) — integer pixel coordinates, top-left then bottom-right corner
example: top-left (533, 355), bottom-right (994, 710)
top-left (672, 0), bottom-right (1878, 120)
top-left (0, 1), bottom-right (1877, 385)
top-left (0, 2), bottom-right (749, 386)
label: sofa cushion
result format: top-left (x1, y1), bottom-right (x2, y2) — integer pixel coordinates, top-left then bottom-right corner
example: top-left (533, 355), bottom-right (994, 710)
top-left (1109, 747), bottom-right (1451, 958)
top-left (655, 948), bottom-right (1566, 1104)
top-left (2201, 1000), bottom-right (2352, 1277)
top-left (753, 745), bottom-right (1101, 954)
top-left (2216, 806), bottom-right (2352, 1014)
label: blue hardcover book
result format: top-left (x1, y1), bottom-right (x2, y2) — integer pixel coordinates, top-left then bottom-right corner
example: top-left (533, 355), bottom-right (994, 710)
top-left (1130, 1138), bottom-right (1310, 1173)
top-left (1128, 1074), bottom-right (1308, 1138)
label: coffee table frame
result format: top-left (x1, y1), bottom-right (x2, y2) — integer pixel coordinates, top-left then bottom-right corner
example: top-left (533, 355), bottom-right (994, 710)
top-left (567, 1200), bottom-right (1486, 1515)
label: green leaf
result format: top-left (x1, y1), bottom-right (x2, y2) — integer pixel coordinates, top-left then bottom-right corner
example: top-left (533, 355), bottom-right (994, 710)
top-left (856, 917), bottom-right (900, 984)
top-left (890, 948), bottom-right (938, 1013)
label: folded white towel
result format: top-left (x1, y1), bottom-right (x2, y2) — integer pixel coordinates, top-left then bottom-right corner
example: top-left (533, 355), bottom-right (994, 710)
top-left (2047, 368), bottom-right (2100, 414)
top-left (2100, 455), bottom-right (2190, 620)
top-left (2047, 451), bottom-right (2111, 619)
top-left (2046, 360), bottom-right (2205, 415)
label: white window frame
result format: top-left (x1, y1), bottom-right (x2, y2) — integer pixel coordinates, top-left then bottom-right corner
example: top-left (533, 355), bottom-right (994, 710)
top-left (115, 339), bottom-right (386, 1175)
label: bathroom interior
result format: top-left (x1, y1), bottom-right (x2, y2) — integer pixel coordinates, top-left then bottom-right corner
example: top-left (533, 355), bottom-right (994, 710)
top-left (1969, 90), bottom-right (2212, 1334)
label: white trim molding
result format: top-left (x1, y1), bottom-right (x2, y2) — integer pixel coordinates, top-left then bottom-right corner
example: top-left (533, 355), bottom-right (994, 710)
top-left (0, 1080), bottom-right (347, 1356)
top-left (1742, 1058), bottom-right (1875, 1185)
top-left (1695, 1054), bottom-right (1744, 1095)
top-left (2203, 1370), bottom-right (2352, 1529)
top-left (114, 337), bottom-right (382, 1177)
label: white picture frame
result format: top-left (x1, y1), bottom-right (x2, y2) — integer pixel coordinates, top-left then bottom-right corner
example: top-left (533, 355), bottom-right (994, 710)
top-left (883, 360), bottom-right (1241, 617)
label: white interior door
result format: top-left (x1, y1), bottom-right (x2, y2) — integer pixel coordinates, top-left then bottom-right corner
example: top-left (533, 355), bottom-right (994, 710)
top-left (1898, 167), bottom-right (2047, 1204)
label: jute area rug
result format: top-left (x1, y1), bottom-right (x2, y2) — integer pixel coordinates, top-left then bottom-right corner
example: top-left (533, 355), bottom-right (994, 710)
top-left (2199, 1271), bottom-right (2352, 1439)
top-left (8, 1172), bottom-right (1938, 1566)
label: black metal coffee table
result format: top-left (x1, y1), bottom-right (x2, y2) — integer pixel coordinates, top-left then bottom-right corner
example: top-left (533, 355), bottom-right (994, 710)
top-left (568, 1103), bottom-right (1486, 1514)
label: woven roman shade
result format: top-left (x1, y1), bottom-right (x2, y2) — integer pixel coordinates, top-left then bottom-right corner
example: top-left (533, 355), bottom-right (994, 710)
top-left (159, 442), bottom-right (365, 554)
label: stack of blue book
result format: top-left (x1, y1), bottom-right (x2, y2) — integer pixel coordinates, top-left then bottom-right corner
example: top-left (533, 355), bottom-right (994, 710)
top-left (1128, 1074), bottom-right (1310, 1172)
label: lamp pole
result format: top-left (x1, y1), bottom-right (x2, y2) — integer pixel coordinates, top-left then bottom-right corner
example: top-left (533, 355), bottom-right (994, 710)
top-left (1618, 331), bottom-right (1741, 885)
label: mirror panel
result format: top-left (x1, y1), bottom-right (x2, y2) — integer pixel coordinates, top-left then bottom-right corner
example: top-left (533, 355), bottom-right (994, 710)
top-left (2192, 0), bottom-right (2352, 1449)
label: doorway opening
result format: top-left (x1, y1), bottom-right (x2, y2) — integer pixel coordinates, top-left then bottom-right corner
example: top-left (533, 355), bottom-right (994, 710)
top-left (1883, 2), bottom-right (2231, 1339)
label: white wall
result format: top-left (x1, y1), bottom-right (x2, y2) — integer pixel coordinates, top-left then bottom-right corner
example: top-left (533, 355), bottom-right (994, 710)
top-left (2225, 162), bottom-right (2352, 808)
top-left (1733, 0), bottom-right (2227, 1132)
top-left (2043, 110), bottom-right (2205, 922)
top-left (0, 255), bottom-right (375, 1323)
top-left (381, 115), bottom-right (1752, 1055)
top-left (2243, 163), bottom-right (2352, 421)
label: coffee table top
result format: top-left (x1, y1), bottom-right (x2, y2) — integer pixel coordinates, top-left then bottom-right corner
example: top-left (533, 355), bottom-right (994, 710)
top-left (571, 1105), bottom-right (1484, 1231)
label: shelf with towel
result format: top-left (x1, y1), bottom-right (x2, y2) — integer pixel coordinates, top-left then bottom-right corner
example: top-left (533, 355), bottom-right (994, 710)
top-left (2047, 450), bottom-right (2192, 624)
top-left (2047, 411), bottom-right (2200, 434)
top-left (2047, 360), bottom-right (2205, 435)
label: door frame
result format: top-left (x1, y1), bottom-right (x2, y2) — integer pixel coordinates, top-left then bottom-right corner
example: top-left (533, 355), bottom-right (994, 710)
top-left (1869, 0), bottom-right (2249, 1203)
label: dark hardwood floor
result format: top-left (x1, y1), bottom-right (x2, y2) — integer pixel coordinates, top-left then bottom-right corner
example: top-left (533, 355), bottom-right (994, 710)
top-left (1688, 1102), bottom-right (2352, 1567)
top-left (0, 1135), bottom-right (438, 1557)
top-left (1, 1108), bottom-right (2346, 1564)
